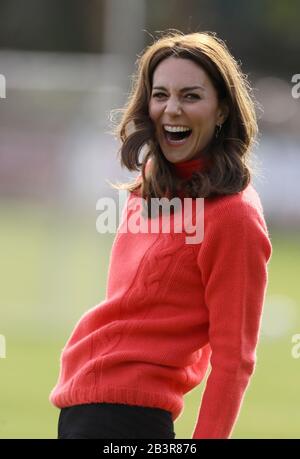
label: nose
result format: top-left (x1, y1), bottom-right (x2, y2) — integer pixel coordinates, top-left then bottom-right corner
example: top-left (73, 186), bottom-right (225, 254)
top-left (164, 96), bottom-right (182, 115)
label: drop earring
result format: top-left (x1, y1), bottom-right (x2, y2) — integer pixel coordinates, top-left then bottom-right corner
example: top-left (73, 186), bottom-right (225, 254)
top-left (215, 124), bottom-right (222, 138)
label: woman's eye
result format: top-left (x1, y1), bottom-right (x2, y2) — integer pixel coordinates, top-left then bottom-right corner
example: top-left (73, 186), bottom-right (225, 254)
top-left (152, 93), bottom-right (200, 100)
top-left (185, 94), bottom-right (200, 100)
top-left (152, 92), bottom-right (166, 98)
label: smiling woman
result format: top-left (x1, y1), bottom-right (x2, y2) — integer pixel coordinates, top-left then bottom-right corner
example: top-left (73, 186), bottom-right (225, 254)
top-left (149, 56), bottom-right (228, 161)
top-left (49, 30), bottom-right (272, 440)
top-left (109, 30), bottom-right (259, 210)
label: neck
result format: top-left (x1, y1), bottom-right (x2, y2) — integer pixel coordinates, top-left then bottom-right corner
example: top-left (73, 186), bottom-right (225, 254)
top-left (170, 155), bottom-right (211, 180)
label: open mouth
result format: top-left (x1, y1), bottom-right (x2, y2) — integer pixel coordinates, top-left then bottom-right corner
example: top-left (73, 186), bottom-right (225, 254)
top-left (163, 127), bottom-right (192, 145)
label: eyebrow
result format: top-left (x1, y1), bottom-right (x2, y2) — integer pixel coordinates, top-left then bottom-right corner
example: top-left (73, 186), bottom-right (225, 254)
top-left (152, 85), bottom-right (205, 92)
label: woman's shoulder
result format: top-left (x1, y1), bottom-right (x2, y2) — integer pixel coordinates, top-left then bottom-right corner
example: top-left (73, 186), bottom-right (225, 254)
top-left (205, 183), bottom-right (267, 225)
top-left (201, 183), bottom-right (272, 260)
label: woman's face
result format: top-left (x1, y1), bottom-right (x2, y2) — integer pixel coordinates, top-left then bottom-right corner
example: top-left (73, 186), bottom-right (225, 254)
top-left (148, 56), bottom-right (228, 163)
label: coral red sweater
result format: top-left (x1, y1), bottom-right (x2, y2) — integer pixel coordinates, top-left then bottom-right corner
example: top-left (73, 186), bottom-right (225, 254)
top-left (49, 157), bottom-right (272, 439)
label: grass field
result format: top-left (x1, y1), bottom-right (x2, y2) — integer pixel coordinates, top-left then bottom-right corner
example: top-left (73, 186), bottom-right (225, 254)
top-left (0, 199), bottom-right (299, 439)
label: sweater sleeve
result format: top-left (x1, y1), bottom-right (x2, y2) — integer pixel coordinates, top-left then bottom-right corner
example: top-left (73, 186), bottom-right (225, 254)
top-left (192, 199), bottom-right (272, 439)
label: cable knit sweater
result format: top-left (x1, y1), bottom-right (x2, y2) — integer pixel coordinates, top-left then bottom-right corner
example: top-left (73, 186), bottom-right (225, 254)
top-left (49, 156), bottom-right (272, 439)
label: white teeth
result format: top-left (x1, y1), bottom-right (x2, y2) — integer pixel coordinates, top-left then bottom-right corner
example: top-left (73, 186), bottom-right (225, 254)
top-left (164, 125), bottom-right (191, 132)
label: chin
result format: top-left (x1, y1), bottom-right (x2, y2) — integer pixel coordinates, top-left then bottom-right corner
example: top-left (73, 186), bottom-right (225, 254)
top-left (164, 152), bottom-right (193, 164)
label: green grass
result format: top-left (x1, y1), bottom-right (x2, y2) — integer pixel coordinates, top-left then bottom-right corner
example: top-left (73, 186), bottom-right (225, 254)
top-left (0, 200), bottom-right (299, 438)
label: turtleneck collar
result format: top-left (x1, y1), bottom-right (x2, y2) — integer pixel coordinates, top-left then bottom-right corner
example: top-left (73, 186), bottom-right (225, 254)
top-left (170, 156), bottom-right (211, 180)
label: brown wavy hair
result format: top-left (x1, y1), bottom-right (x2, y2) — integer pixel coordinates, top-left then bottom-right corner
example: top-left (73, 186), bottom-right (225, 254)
top-left (108, 30), bottom-right (260, 212)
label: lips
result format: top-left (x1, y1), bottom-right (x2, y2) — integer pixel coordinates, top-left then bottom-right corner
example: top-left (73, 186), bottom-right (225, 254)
top-left (162, 128), bottom-right (192, 147)
top-left (163, 124), bottom-right (191, 130)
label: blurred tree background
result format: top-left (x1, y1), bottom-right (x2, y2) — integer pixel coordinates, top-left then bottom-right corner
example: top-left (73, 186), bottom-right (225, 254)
top-left (0, 0), bottom-right (299, 439)
top-left (0, 0), bottom-right (299, 76)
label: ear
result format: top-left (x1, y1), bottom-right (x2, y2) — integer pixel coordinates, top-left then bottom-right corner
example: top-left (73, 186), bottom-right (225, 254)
top-left (217, 101), bottom-right (229, 125)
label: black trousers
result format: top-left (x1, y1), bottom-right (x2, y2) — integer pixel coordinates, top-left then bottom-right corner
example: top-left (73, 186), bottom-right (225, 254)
top-left (58, 402), bottom-right (176, 439)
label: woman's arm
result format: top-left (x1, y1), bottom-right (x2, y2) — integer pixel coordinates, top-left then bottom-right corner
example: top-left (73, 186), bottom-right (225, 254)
top-left (192, 195), bottom-right (272, 439)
